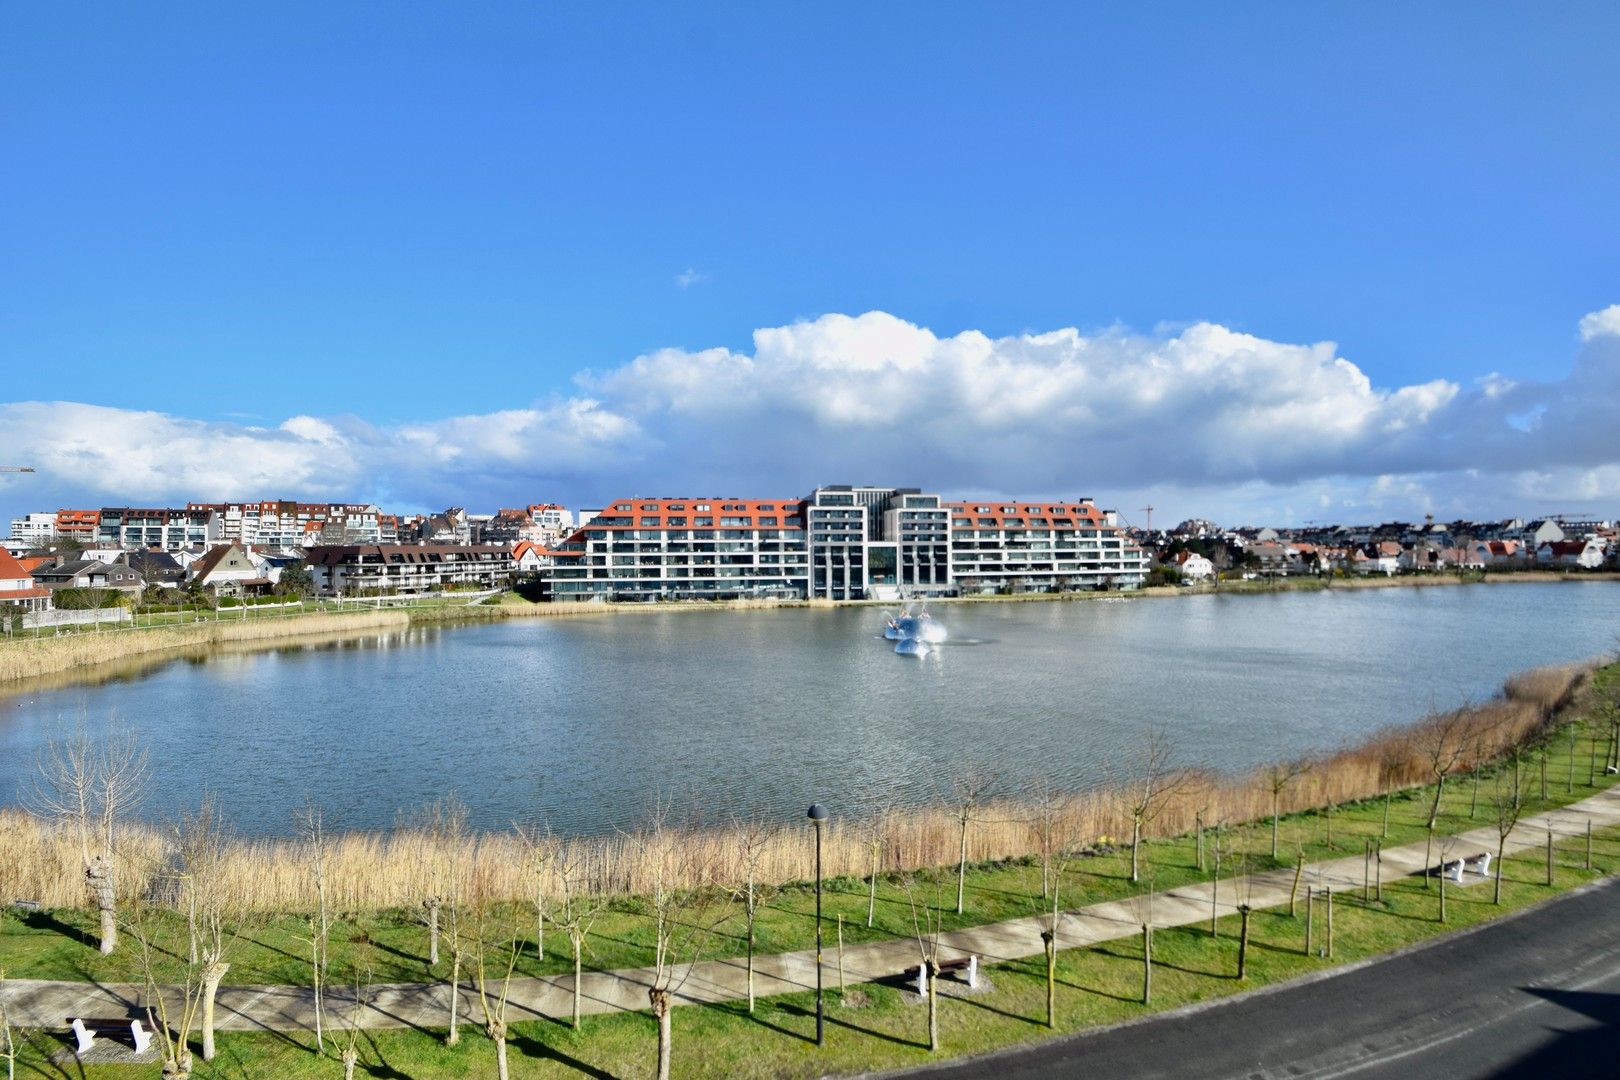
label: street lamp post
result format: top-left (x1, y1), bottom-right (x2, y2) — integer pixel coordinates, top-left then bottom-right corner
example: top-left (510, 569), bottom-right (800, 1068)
top-left (808, 802), bottom-right (829, 1046)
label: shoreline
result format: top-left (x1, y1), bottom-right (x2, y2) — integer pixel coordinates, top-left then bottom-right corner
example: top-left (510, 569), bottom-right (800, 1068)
top-left (0, 569), bottom-right (1613, 692)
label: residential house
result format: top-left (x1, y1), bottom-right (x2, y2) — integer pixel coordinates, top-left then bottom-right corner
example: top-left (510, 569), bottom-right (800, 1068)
top-left (189, 543), bottom-right (272, 596)
top-left (512, 541), bottom-right (551, 574)
top-left (123, 550), bottom-right (185, 588)
top-left (32, 559), bottom-right (145, 598)
top-left (1172, 550), bottom-right (1215, 580)
top-left (1536, 539), bottom-right (1608, 570)
top-left (0, 548), bottom-right (53, 614)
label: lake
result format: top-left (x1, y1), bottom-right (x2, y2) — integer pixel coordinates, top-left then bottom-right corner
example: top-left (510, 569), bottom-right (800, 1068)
top-left (2, 583), bottom-right (1617, 836)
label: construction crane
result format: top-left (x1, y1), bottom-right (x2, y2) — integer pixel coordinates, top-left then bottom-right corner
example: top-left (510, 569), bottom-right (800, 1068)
top-left (0, 466), bottom-right (36, 473)
top-left (1139, 505), bottom-right (1155, 531)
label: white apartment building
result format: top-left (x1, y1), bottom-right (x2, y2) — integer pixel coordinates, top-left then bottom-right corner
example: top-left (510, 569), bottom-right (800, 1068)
top-left (7, 513), bottom-right (57, 544)
top-left (948, 499), bottom-right (1148, 592)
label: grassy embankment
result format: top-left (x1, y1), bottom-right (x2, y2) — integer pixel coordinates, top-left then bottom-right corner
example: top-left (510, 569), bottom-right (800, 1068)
top-left (3, 663), bottom-right (1619, 1078)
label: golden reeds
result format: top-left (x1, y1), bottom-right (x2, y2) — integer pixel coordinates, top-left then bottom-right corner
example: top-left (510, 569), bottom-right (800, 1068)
top-left (0, 660), bottom-right (1596, 913)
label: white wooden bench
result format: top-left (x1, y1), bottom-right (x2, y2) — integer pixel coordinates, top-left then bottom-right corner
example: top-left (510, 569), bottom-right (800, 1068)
top-left (913, 955), bottom-right (978, 997)
top-left (69, 1016), bottom-right (152, 1059)
top-left (1436, 852), bottom-right (1492, 882)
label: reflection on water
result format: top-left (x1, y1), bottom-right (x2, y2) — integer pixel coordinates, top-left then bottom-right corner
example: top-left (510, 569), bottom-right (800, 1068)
top-left (2, 583), bottom-right (1617, 837)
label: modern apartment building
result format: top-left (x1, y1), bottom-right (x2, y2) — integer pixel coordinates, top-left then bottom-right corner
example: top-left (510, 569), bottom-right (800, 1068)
top-left (191, 501), bottom-right (384, 547)
top-left (542, 485), bottom-right (1143, 601)
top-left (97, 507), bottom-right (221, 551)
top-left (304, 544), bottom-right (516, 595)
top-left (7, 512), bottom-right (57, 544)
top-left (947, 498), bottom-right (1148, 592)
top-left (547, 497), bottom-right (808, 601)
top-left (54, 509), bottom-right (101, 542)
top-left (803, 486), bottom-right (952, 600)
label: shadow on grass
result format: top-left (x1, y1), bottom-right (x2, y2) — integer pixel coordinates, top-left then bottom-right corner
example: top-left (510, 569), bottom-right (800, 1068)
top-left (508, 1027), bottom-right (617, 1079)
top-left (20, 909), bottom-right (99, 952)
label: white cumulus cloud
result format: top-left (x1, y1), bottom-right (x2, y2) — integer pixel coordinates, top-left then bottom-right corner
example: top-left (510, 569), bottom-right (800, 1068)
top-left (4, 304), bottom-right (1620, 524)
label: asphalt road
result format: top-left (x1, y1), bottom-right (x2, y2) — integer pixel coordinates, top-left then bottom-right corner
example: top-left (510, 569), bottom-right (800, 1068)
top-left (895, 875), bottom-right (1620, 1080)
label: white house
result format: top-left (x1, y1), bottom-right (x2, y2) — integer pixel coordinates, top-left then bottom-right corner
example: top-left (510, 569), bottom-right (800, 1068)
top-left (1172, 550), bottom-right (1215, 580)
top-left (0, 548), bottom-right (52, 613)
top-left (1536, 539), bottom-right (1607, 570)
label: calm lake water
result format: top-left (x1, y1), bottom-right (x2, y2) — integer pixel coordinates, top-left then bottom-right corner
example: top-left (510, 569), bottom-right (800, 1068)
top-left (3, 583), bottom-right (1617, 836)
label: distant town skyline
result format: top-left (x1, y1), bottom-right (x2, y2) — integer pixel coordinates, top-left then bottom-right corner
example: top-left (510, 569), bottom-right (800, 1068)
top-left (3, 5), bottom-right (1618, 527)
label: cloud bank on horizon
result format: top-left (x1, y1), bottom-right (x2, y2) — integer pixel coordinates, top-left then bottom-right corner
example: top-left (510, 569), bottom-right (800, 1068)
top-left (3, 305), bottom-right (1619, 526)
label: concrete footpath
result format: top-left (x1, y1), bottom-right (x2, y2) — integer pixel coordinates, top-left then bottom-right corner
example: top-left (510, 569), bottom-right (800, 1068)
top-left (6, 786), bottom-right (1619, 1034)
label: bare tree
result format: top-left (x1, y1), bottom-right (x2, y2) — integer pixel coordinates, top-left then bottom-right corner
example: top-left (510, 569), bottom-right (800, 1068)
top-left (1263, 758), bottom-right (1311, 859)
top-left (514, 820), bottom-right (559, 961)
top-left (294, 800), bottom-right (332, 1054)
top-left (949, 767), bottom-right (995, 915)
top-left (337, 949), bottom-right (374, 1080)
top-left (175, 797), bottom-right (237, 1063)
top-left (1034, 793), bottom-right (1086, 1028)
top-left (552, 836), bottom-right (607, 1029)
top-left (417, 797), bottom-right (471, 1046)
top-left (632, 803), bottom-right (731, 1080)
top-left (901, 874), bottom-right (945, 1052)
top-left (731, 815), bottom-right (781, 1015)
top-left (1413, 708), bottom-right (1470, 883)
top-left (469, 858), bottom-right (523, 1080)
top-left (1491, 770), bottom-right (1525, 905)
top-left (28, 725), bottom-right (149, 955)
top-left (1116, 728), bottom-right (1192, 883)
top-left (133, 800), bottom-right (238, 1076)
top-left (861, 809), bottom-right (890, 929)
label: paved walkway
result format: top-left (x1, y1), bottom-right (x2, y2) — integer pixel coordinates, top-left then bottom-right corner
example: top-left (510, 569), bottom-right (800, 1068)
top-left (6, 787), bottom-right (1619, 1033)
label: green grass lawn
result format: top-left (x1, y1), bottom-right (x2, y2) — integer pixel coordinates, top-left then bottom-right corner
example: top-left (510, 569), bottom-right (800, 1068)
top-left (9, 827), bottom-right (1617, 1079)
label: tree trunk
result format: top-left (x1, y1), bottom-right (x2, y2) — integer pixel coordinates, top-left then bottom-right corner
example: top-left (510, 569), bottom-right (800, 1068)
top-left (956, 815), bottom-right (969, 915)
top-left (1141, 924), bottom-right (1152, 1004)
top-left (1470, 769), bottom-right (1480, 818)
top-left (651, 989), bottom-right (672, 1080)
top-left (1423, 826), bottom-right (1434, 889)
top-left (573, 935), bottom-right (584, 1029)
top-left (1382, 790), bottom-right (1391, 838)
top-left (1196, 813), bottom-right (1204, 872)
top-left (1304, 887), bottom-right (1313, 955)
top-left (1494, 837), bottom-right (1507, 904)
top-left (162, 1052), bottom-right (192, 1079)
top-left (1271, 796), bottom-right (1279, 858)
top-left (867, 841), bottom-right (879, 929)
top-left (1325, 887), bottom-right (1333, 958)
top-left (746, 920), bottom-right (756, 1014)
top-left (343, 1048), bottom-right (357, 1080)
top-left (1546, 823), bottom-right (1554, 886)
top-left (86, 857), bottom-right (117, 955)
top-left (1289, 853), bottom-right (1303, 916)
top-left (1042, 932), bottom-right (1056, 1028)
top-left (426, 897), bottom-right (441, 967)
top-left (1131, 817), bottom-right (1142, 884)
top-left (445, 950), bottom-right (460, 1046)
top-left (927, 965), bottom-right (938, 1051)
top-left (488, 1019), bottom-right (509, 1080)
top-left (1237, 906), bottom-right (1250, 980)
top-left (201, 960), bottom-right (228, 1060)
top-left (1438, 859), bottom-right (1447, 923)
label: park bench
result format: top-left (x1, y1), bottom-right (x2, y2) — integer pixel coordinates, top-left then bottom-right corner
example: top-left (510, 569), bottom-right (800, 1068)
top-left (912, 954), bottom-right (979, 997)
top-left (11, 899), bottom-right (40, 911)
top-left (69, 1016), bottom-right (152, 1059)
top-left (1435, 852), bottom-right (1492, 883)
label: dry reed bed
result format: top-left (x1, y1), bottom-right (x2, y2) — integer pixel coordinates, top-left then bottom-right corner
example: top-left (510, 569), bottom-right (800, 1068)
top-left (0, 660), bottom-right (1597, 912)
top-left (0, 610), bottom-right (410, 684)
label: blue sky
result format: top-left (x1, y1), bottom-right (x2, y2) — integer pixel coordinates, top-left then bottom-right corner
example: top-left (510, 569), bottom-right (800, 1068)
top-left (3, 3), bottom-right (1618, 525)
